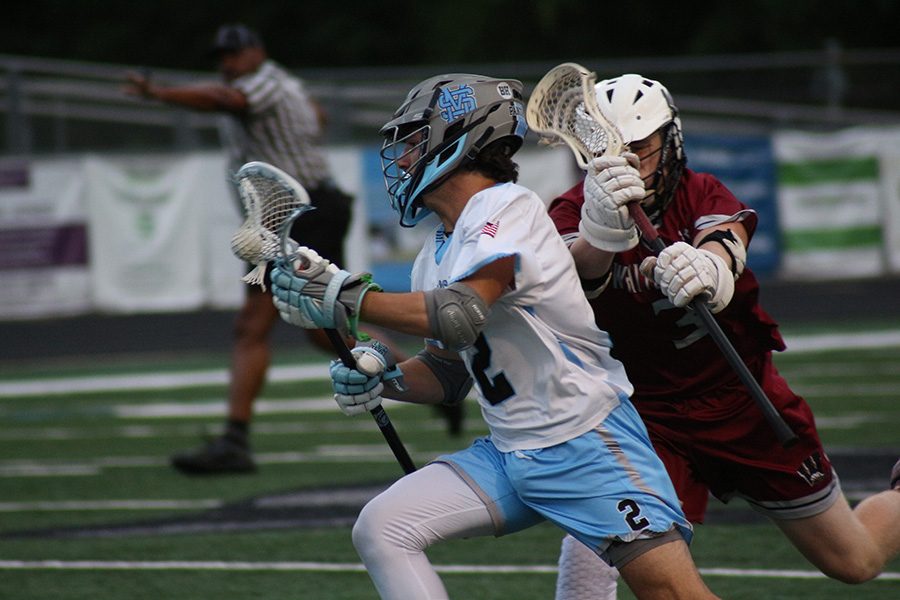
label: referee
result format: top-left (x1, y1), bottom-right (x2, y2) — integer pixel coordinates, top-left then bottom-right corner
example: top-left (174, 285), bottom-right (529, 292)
top-left (125, 23), bottom-right (361, 474)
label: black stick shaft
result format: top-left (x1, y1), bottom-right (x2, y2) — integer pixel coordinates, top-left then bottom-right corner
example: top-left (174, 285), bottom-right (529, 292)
top-left (628, 205), bottom-right (798, 448)
top-left (325, 328), bottom-right (417, 474)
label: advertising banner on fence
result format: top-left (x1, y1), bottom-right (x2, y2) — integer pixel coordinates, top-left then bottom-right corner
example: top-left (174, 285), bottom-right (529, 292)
top-left (773, 127), bottom-right (899, 279)
top-left (86, 155), bottom-right (214, 312)
top-left (686, 133), bottom-right (780, 278)
top-left (0, 158), bottom-right (91, 319)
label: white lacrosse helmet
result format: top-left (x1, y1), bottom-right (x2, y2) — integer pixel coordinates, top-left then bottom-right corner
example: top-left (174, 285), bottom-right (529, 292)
top-left (595, 74), bottom-right (686, 221)
top-left (380, 74), bottom-right (528, 227)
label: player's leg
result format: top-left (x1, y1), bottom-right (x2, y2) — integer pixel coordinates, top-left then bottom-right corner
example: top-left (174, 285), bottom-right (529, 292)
top-left (227, 285), bottom-right (278, 423)
top-left (353, 439), bottom-right (541, 600)
top-left (775, 485), bottom-right (900, 583)
top-left (352, 463), bottom-right (496, 599)
top-left (693, 356), bottom-right (900, 582)
top-left (170, 284), bottom-right (274, 474)
top-left (556, 534), bottom-right (619, 600)
top-left (617, 536), bottom-right (715, 600)
top-left (515, 401), bottom-right (716, 599)
top-left (555, 409), bottom-right (709, 600)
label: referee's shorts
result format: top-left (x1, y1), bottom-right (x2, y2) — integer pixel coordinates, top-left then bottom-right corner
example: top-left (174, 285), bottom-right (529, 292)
top-left (289, 179), bottom-right (353, 265)
top-left (257, 179), bottom-right (353, 287)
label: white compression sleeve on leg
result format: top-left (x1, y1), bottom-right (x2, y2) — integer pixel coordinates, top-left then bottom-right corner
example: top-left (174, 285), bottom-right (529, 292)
top-left (555, 533), bottom-right (619, 600)
top-left (352, 463), bottom-right (495, 600)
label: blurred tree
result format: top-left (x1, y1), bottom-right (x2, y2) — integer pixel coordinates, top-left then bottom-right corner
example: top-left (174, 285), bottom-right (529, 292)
top-left (0, 0), bottom-right (895, 69)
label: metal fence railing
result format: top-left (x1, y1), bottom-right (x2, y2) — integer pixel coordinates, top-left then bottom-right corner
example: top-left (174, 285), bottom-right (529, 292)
top-left (2, 43), bottom-right (900, 155)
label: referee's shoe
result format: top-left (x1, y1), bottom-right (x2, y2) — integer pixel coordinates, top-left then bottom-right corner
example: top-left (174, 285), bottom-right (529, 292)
top-left (170, 434), bottom-right (256, 475)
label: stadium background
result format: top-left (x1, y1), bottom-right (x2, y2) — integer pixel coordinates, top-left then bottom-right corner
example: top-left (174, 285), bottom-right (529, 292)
top-left (1, 3), bottom-right (900, 599)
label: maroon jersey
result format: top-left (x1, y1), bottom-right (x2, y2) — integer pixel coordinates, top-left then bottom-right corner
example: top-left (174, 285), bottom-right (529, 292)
top-left (549, 169), bottom-right (785, 400)
top-left (549, 169), bottom-right (837, 522)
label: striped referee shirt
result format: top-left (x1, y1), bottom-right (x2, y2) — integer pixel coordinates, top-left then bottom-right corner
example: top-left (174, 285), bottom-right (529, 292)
top-left (226, 60), bottom-right (330, 189)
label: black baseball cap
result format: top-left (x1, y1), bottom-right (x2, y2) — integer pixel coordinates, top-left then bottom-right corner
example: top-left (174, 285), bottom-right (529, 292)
top-left (210, 24), bottom-right (263, 54)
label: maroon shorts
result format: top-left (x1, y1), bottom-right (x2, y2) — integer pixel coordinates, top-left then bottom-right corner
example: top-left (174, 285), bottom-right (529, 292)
top-left (635, 353), bottom-right (840, 523)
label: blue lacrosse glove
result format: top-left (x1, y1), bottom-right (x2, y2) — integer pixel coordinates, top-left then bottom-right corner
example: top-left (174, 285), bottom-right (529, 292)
top-left (330, 340), bottom-right (408, 416)
top-left (270, 245), bottom-right (382, 340)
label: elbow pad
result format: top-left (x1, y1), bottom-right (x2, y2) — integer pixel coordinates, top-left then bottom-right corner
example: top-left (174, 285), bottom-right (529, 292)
top-left (415, 349), bottom-right (474, 406)
top-left (697, 229), bottom-right (747, 278)
top-left (423, 282), bottom-right (489, 352)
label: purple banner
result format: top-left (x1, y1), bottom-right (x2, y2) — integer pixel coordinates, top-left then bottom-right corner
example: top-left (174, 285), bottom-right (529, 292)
top-left (0, 224), bottom-right (88, 270)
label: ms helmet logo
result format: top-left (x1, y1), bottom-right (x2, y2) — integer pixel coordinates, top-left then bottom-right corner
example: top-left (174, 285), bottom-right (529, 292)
top-left (438, 85), bottom-right (477, 122)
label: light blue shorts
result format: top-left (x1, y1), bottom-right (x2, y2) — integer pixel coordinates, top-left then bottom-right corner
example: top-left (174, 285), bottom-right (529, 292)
top-left (435, 399), bottom-right (692, 558)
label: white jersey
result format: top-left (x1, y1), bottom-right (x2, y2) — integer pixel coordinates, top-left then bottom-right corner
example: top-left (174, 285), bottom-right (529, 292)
top-left (410, 183), bottom-right (632, 452)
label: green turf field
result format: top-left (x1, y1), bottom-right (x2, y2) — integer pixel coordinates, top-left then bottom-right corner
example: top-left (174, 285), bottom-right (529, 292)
top-left (1, 325), bottom-right (899, 599)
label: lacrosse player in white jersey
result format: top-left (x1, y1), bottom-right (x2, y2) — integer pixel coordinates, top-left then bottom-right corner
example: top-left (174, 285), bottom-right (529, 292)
top-left (268, 73), bottom-right (718, 599)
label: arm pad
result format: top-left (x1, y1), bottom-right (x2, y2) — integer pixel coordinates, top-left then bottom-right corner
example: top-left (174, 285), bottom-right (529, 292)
top-left (697, 228), bottom-right (747, 278)
top-left (415, 349), bottom-right (474, 406)
top-left (423, 282), bottom-right (489, 352)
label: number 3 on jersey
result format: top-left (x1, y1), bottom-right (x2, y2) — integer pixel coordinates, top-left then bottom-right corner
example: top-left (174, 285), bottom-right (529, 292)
top-left (471, 334), bottom-right (515, 405)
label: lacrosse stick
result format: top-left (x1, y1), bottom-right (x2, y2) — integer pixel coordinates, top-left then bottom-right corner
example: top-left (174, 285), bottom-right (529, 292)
top-left (527, 63), bottom-right (798, 447)
top-left (259, 193), bottom-right (416, 475)
top-left (230, 161), bottom-right (313, 290)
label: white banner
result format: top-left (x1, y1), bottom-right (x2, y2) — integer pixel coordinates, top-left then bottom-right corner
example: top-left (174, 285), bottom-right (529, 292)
top-left (880, 150), bottom-right (900, 273)
top-left (197, 154), bottom-right (245, 310)
top-left (773, 127), bottom-right (900, 279)
top-left (0, 158), bottom-right (91, 319)
top-left (85, 155), bottom-right (212, 312)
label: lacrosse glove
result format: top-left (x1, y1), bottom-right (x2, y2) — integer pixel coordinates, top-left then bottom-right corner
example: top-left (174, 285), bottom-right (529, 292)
top-left (330, 339), bottom-right (408, 416)
top-left (640, 242), bottom-right (735, 313)
top-left (270, 246), bottom-right (382, 340)
top-left (580, 153), bottom-right (643, 252)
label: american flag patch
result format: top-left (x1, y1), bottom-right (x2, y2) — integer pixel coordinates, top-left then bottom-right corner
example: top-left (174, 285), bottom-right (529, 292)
top-left (481, 221), bottom-right (499, 237)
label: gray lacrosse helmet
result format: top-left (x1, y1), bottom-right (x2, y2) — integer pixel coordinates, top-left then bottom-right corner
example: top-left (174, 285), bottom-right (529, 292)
top-left (595, 74), bottom-right (686, 222)
top-left (380, 73), bottom-right (528, 227)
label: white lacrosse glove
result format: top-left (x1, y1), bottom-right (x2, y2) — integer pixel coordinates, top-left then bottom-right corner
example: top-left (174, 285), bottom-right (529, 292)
top-left (640, 242), bottom-right (735, 313)
top-left (270, 245), bottom-right (382, 339)
top-left (579, 153), bottom-right (644, 252)
top-left (330, 340), bottom-right (408, 416)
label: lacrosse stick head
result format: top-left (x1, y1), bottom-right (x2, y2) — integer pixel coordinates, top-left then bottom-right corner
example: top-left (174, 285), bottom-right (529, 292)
top-left (230, 161), bottom-right (311, 289)
top-left (525, 63), bottom-right (625, 169)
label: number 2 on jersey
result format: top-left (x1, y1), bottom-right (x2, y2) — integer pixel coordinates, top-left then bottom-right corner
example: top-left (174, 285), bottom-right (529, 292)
top-left (471, 334), bottom-right (515, 405)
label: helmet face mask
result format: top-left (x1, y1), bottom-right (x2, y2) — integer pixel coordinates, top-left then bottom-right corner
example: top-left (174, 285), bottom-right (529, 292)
top-left (380, 74), bottom-right (527, 227)
top-left (594, 74), bottom-right (686, 223)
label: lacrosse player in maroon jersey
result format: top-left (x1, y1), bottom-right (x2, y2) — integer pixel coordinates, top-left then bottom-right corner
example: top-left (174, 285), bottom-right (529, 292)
top-left (547, 73), bottom-right (900, 599)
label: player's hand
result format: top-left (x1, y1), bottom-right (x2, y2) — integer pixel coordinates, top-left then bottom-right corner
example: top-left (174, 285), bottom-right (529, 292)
top-left (579, 153), bottom-right (643, 252)
top-left (640, 242), bottom-right (734, 313)
top-left (123, 71), bottom-right (155, 99)
top-left (331, 340), bottom-right (407, 416)
top-left (270, 244), bottom-right (381, 339)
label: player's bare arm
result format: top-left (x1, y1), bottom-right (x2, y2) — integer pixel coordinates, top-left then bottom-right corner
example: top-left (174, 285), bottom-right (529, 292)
top-left (384, 344), bottom-right (462, 406)
top-left (124, 72), bottom-right (248, 113)
top-left (358, 255), bottom-right (515, 337)
top-left (692, 221), bottom-right (749, 274)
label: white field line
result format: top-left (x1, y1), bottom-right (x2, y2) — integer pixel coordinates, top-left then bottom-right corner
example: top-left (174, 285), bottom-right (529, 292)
top-left (0, 560), bottom-right (897, 581)
top-left (784, 330), bottom-right (900, 353)
top-left (0, 445), bottom-right (423, 477)
top-left (112, 397), bottom-right (336, 418)
top-left (1, 329), bottom-right (899, 399)
top-left (0, 499), bottom-right (222, 512)
top-left (0, 418), bottom-right (430, 441)
top-left (0, 364), bottom-right (329, 398)
top-left (2, 489), bottom-right (885, 514)
top-left (777, 362), bottom-right (900, 377)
